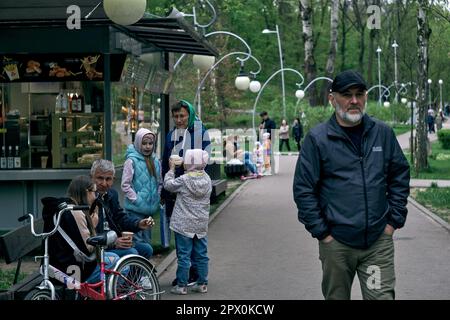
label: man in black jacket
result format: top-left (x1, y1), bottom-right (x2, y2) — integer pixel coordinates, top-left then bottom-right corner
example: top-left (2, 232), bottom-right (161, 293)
top-left (293, 70), bottom-right (410, 300)
top-left (90, 159), bottom-right (154, 259)
top-left (259, 111), bottom-right (276, 140)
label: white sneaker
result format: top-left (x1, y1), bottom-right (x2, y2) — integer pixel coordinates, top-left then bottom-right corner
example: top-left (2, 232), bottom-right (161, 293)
top-left (140, 276), bottom-right (152, 290)
top-left (171, 285), bottom-right (187, 295)
top-left (190, 284), bottom-right (207, 293)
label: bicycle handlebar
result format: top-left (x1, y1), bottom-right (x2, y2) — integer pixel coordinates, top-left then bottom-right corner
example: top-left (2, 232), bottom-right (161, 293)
top-left (28, 202), bottom-right (91, 238)
top-left (18, 215), bottom-right (30, 222)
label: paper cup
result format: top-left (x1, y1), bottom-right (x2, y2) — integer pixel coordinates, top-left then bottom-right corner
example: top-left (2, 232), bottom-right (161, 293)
top-left (170, 155), bottom-right (183, 166)
top-left (121, 231), bottom-right (134, 240)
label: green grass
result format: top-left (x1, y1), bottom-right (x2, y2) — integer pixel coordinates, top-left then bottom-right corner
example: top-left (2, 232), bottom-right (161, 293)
top-left (411, 187), bottom-right (450, 223)
top-left (0, 269), bottom-right (26, 290)
top-left (392, 124), bottom-right (412, 136)
top-left (405, 141), bottom-right (450, 179)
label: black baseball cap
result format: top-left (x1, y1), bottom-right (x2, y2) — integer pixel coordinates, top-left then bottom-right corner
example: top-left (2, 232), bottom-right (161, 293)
top-left (331, 70), bottom-right (367, 93)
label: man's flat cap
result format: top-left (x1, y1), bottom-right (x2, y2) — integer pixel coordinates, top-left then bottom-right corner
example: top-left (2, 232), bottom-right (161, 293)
top-left (331, 70), bottom-right (367, 93)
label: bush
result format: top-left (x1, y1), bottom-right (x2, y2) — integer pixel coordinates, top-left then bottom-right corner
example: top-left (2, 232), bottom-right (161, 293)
top-left (437, 129), bottom-right (450, 149)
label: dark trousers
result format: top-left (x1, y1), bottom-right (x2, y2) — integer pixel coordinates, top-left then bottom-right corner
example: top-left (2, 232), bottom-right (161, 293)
top-left (279, 139), bottom-right (291, 152)
top-left (295, 139), bottom-right (301, 151)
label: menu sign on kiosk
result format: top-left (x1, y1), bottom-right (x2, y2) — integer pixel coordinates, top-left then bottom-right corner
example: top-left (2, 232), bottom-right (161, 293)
top-left (1, 54), bottom-right (126, 83)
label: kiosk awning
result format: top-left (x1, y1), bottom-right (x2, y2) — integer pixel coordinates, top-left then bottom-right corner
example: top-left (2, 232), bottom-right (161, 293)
top-left (0, 0), bottom-right (218, 56)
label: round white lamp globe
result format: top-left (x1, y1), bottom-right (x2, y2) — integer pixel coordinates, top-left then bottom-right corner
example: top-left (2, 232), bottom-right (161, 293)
top-left (193, 55), bottom-right (216, 72)
top-left (235, 75), bottom-right (250, 91)
top-left (104, 0), bottom-right (147, 26)
top-left (384, 101), bottom-right (391, 108)
top-left (401, 98), bottom-right (408, 104)
top-left (295, 90), bottom-right (305, 100)
top-left (249, 80), bottom-right (261, 93)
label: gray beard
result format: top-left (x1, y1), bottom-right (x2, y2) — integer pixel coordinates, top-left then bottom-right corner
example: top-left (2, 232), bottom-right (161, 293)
top-left (336, 102), bottom-right (366, 125)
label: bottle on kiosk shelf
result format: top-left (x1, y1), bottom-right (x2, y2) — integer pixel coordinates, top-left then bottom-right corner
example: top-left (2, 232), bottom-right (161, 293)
top-left (14, 145), bottom-right (21, 168)
top-left (7, 146), bottom-right (14, 169)
top-left (0, 146), bottom-right (6, 169)
top-left (70, 93), bottom-right (79, 113)
top-left (77, 93), bottom-right (84, 113)
top-left (61, 92), bottom-right (69, 113)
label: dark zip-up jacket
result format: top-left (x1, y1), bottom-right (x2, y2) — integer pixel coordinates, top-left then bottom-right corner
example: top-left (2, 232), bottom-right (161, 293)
top-left (293, 114), bottom-right (410, 249)
top-left (95, 188), bottom-right (141, 236)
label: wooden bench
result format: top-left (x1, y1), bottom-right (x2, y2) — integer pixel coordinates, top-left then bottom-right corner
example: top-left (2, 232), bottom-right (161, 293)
top-left (210, 179), bottom-right (227, 203)
top-left (0, 219), bottom-right (44, 300)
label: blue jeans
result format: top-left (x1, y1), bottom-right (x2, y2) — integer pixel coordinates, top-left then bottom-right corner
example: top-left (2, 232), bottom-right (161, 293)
top-left (108, 242), bottom-right (153, 259)
top-left (86, 252), bottom-right (120, 284)
top-left (174, 232), bottom-right (209, 286)
top-left (244, 151), bottom-right (257, 174)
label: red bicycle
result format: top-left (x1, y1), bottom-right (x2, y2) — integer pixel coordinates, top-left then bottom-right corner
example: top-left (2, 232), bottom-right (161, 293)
top-left (21, 202), bottom-right (163, 300)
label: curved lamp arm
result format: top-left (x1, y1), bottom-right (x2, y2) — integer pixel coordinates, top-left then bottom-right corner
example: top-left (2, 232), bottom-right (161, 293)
top-left (301, 77), bottom-right (333, 93)
top-left (252, 68), bottom-right (305, 141)
top-left (193, 51), bottom-right (262, 109)
top-left (194, 0), bottom-right (217, 29)
top-left (174, 30), bottom-right (253, 70)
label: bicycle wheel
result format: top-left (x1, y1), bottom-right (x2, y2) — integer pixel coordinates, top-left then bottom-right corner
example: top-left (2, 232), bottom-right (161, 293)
top-left (24, 289), bottom-right (58, 300)
top-left (108, 256), bottom-right (161, 300)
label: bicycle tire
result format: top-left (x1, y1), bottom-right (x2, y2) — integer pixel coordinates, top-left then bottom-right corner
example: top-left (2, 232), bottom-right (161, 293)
top-left (24, 289), bottom-right (58, 300)
top-left (107, 256), bottom-right (161, 300)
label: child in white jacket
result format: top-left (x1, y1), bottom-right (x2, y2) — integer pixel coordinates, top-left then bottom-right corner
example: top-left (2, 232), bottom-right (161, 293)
top-left (163, 149), bottom-right (212, 295)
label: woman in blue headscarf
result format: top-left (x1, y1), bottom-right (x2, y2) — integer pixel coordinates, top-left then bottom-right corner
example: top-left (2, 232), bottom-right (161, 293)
top-left (161, 99), bottom-right (210, 286)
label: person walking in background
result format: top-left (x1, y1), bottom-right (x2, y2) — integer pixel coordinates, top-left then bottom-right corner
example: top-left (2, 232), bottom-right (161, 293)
top-left (435, 109), bottom-right (444, 131)
top-left (90, 159), bottom-right (154, 259)
top-left (427, 108), bottom-right (435, 134)
top-left (121, 128), bottom-right (160, 256)
top-left (279, 119), bottom-right (291, 152)
top-left (161, 99), bottom-right (210, 286)
top-left (164, 149), bottom-right (212, 295)
top-left (292, 118), bottom-right (303, 151)
top-left (293, 70), bottom-right (410, 300)
top-left (259, 111), bottom-right (276, 141)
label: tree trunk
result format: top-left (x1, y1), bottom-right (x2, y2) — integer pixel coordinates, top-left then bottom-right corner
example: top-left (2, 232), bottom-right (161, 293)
top-left (321, 0), bottom-right (339, 105)
top-left (416, 0), bottom-right (431, 171)
top-left (339, 0), bottom-right (350, 71)
top-left (300, 0), bottom-right (318, 106)
top-left (351, 1), bottom-right (366, 72)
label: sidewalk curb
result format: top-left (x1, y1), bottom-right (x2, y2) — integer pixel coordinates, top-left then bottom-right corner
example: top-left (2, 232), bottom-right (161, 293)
top-left (408, 196), bottom-right (450, 233)
top-left (155, 180), bottom-right (250, 277)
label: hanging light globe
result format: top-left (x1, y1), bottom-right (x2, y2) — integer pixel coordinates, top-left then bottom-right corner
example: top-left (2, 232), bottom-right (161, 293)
top-left (192, 55), bottom-right (216, 72)
top-left (235, 75), bottom-right (250, 91)
top-left (384, 101), bottom-right (391, 108)
top-left (249, 80), bottom-right (261, 93)
top-left (295, 90), bottom-right (305, 100)
top-left (103, 0), bottom-right (147, 26)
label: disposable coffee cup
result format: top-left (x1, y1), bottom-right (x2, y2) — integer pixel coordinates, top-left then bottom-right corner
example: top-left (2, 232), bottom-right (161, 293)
top-left (41, 156), bottom-right (48, 169)
top-left (170, 155), bottom-right (183, 166)
top-left (122, 231), bottom-right (134, 240)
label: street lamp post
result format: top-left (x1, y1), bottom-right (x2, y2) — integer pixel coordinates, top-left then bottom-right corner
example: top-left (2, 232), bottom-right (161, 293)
top-left (252, 68), bottom-right (305, 142)
top-left (376, 46), bottom-right (382, 106)
top-left (439, 79), bottom-right (444, 110)
top-left (392, 40), bottom-right (399, 102)
top-left (263, 25), bottom-right (286, 118)
top-left (428, 78), bottom-right (432, 107)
